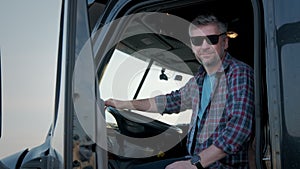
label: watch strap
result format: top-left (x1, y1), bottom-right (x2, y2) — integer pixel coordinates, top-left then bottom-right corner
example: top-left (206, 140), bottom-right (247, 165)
top-left (194, 161), bottom-right (205, 169)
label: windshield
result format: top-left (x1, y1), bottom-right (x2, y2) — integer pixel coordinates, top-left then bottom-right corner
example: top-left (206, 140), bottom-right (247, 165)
top-left (97, 13), bottom-right (198, 126)
top-left (99, 48), bottom-right (193, 125)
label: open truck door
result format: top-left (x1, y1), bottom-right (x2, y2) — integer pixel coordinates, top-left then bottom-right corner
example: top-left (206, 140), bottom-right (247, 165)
top-left (0, 0), bottom-right (109, 168)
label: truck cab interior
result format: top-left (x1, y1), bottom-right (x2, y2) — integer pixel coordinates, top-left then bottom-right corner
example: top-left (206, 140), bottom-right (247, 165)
top-left (73, 0), bottom-right (268, 168)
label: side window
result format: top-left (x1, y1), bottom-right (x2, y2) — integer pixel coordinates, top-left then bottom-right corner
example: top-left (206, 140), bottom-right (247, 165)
top-left (88, 1), bottom-right (107, 32)
top-left (280, 43), bottom-right (300, 137)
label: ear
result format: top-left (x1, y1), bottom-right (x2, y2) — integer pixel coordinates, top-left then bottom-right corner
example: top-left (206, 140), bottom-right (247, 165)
top-left (224, 37), bottom-right (229, 50)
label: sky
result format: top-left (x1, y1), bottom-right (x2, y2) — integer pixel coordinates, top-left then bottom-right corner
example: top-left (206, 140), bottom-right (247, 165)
top-left (0, 0), bottom-right (62, 158)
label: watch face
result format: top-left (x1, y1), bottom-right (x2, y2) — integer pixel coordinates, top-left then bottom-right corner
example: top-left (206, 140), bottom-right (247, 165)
top-left (191, 155), bottom-right (201, 164)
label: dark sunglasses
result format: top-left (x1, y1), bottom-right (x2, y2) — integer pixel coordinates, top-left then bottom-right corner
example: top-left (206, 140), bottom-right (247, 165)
top-left (190, 32), bottom-right (226, 46)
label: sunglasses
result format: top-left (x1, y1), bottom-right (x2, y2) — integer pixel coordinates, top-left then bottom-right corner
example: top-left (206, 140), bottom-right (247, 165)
top-left (190, 32), bottom-right (226, 46)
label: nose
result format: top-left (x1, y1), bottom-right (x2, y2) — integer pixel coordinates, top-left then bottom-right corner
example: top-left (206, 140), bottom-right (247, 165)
top-left (201, 38), bottom-right (211, 47)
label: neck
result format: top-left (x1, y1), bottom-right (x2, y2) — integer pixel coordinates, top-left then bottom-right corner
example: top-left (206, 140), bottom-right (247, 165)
top-left (205, 52), bottom-right (226, 75)
top-left (204, 61), bottom-right (222, 75)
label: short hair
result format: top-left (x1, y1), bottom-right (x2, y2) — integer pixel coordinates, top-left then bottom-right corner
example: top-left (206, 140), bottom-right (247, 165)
top-left (189, 14), bottom-right (228, 35)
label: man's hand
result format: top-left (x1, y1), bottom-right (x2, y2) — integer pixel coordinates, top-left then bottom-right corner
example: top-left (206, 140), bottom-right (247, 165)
top-left (104, 98), bottom-right (123, 108)
top-left (165, 160), bottom-right (197, 169)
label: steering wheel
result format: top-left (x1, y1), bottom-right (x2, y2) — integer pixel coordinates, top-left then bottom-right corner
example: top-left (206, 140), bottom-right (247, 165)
top-left (105, 106), bottom-right (183, 138)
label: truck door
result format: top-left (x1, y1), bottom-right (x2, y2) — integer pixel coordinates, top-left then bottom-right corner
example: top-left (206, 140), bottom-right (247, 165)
top-left (64, 0), bottom-right (112, 168)
top-left (263, 0), bottom-right (300, 168)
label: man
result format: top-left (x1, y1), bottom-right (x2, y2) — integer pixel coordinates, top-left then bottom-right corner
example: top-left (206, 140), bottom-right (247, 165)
top-left (105, 14), bottom-right (254, 169)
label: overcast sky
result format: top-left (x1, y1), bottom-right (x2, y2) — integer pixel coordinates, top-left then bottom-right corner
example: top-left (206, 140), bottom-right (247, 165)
top-left (0, 0), bottom-right (61, 158)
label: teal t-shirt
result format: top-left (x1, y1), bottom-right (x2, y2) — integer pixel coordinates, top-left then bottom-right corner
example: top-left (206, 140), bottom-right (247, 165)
top-left (198, 73), bottom-right (216, 120)
top-left (188, 73), bottom-right (216, 154)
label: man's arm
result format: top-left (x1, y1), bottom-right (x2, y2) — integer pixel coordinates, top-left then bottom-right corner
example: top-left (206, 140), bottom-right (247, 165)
top-left (165, 145), bottom-right (226, 169)
top-left (198, 145), bottom-right (226, 167)
top-left (104, 98), bottom-right (159, 112)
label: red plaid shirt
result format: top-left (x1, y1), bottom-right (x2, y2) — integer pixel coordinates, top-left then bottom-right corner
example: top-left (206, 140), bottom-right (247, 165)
top-left (155, 53), bottom-right (254, 168)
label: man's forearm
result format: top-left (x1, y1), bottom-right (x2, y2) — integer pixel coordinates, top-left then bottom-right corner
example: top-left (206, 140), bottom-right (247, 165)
top-left (105, 98), bottom-right (158, 112)
top-left (199, 145), bottom-right (226, 168)
top-left (129, 98), bottom-right (158, 112)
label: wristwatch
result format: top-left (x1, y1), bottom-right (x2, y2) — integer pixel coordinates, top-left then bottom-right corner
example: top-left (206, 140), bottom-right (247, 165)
top-left (190, 154), bottom-right (205, 169)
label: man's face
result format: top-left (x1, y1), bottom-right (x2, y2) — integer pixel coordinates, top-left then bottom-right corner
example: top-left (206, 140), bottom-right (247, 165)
top-left (190, 23), bottom-right (228, 68)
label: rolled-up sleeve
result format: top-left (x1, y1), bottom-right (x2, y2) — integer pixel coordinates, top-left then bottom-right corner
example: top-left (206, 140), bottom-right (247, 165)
top-left (154, 77), bottom-right (198, 115)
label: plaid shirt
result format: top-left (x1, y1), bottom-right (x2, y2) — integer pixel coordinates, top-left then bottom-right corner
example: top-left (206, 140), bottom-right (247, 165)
top-left (155, 53), bottom-right (254, 168)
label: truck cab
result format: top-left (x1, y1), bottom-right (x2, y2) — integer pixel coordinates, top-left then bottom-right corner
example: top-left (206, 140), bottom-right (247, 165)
top-left (1, 0), bottom-right (300, 168)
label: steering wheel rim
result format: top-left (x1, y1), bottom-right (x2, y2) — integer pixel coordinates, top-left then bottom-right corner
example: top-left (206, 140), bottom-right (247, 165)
top-left (105, 106), bottom-right (183, 137)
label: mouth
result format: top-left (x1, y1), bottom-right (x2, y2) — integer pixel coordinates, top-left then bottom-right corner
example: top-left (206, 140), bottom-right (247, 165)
top-left (200, 53), bottom-right (214, 58)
